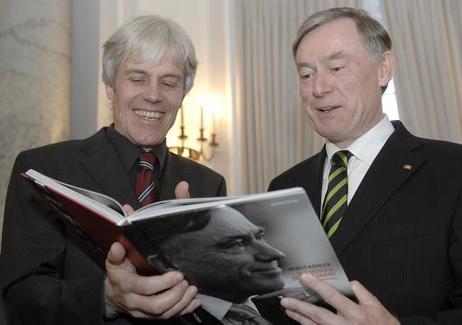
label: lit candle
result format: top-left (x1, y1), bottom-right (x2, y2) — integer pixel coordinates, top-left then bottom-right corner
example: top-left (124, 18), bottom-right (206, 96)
top-left (200, 105), bottom-right (204, 129)
top-left (180, 106), bottom-right (184, 127)
top-left (212, 113), bottom-right (216, 134)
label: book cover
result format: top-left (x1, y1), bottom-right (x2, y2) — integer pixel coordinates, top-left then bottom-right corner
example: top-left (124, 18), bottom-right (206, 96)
top-left (22, 168), bottom-right (354, 307)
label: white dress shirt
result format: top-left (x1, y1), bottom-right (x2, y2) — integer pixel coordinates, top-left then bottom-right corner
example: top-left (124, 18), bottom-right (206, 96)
top-left (321, 116), bottom-right (395, 208)
top-left (197, 294), bottom-right (260, 325)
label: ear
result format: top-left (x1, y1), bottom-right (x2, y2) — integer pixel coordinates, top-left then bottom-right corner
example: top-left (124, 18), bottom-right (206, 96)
top-left (105, 84), bottom-right (115, 101)
top-left (146, 253), bottom-right (177, 273)
top-left (378, 51), bottom-right (394, 87)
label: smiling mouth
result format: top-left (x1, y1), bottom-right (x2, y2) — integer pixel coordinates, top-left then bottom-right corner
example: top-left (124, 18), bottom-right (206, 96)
top-left (317, 105), bottom-right (341, 112)
top-left (134, 110), bottom-right (163, 121)
top-left (251, 262), bottom-right (282, 276)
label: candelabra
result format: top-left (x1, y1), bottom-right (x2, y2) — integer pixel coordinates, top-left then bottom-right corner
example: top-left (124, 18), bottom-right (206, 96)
top-left (168, 106), bottom-right (218, 161)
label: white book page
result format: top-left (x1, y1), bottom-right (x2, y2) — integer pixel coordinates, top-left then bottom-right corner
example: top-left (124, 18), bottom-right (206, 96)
top-left (25, 169), bottom-right (125, 223)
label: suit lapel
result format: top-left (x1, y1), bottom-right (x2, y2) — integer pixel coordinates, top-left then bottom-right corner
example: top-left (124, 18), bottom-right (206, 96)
top-left (158, 152), bottom-right (188, 201)
top-left (330, 123), bottom-right (426, 255)
top-left (78, 129), bottom-right (140, 210)
top-left (303, 149), bottom-right (326, 215)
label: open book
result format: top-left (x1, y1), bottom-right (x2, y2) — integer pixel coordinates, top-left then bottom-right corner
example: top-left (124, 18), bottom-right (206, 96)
top-left (22, 168), bottom-right (354, 304)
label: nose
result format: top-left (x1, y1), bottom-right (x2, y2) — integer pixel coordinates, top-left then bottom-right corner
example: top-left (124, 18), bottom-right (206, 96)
top-left (312, 72), bottom-right (332, 98)
top-left (254, 241), bottom-right (286, 262)
top-left (143, 82), bottom-right (161, 104)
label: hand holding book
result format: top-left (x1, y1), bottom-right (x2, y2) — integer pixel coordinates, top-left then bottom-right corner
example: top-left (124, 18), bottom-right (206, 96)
top-left (104, 184), bottom-right (200, 319)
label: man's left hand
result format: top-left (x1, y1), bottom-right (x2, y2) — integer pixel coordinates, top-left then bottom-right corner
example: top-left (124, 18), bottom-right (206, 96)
top-left (280, 273), bottom-right (400, 325)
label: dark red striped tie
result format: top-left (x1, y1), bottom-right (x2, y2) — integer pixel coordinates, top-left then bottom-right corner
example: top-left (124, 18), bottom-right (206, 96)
top-left (135, 152), bottom-right (157, 206)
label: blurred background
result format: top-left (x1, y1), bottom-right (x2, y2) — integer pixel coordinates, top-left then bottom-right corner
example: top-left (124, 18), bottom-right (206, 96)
top-left (1, 0), bottom-right (461, 242)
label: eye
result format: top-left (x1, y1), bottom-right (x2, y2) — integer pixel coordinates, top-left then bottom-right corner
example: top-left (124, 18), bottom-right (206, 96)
top-left (331, 66), bottom-right (344, 72)
top-left (128, 77), bottom-right (146, 84)
top-left (161, 78), bottom-right (180, 88)
top-left (230, 239), bottom-right (245, 248)
top-left (162, 81), bottom-right (176, 88)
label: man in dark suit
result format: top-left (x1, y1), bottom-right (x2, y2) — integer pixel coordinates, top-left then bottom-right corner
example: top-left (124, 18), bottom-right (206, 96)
top-left (269, 7), bottom-right (462, 325)
top-left (1, 15), bottom-right (225, 325)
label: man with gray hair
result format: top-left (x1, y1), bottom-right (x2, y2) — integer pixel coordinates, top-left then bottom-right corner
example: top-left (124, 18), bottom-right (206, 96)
top-left (270, 7), bottom-right (462, 325)
top-left (1, 15), bottom-right (225, 324)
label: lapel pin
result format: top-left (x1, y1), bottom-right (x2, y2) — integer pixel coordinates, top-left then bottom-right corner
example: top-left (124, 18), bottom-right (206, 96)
top-left (402, 164), bottom-right (413, 171)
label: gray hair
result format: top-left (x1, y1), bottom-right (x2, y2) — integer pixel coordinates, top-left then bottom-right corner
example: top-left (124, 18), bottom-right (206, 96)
top-left (293, 7), bottom-right (392, 61)
top-left (102, 15), bottom-right (198, 95)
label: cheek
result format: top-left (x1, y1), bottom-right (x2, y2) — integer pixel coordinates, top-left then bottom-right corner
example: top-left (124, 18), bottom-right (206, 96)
top-left (299, 84), bottom-right (312, 102)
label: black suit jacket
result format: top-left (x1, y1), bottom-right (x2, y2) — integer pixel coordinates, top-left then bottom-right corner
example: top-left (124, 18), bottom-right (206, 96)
top-left (0, 128), bottom-right (226, 325)
top-left (269, 122), bottom-right (462, 324)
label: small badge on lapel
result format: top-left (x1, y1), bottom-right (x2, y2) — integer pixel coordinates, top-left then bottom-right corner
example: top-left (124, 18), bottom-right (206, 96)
top-left (402, 164), bottom-right (413, 171)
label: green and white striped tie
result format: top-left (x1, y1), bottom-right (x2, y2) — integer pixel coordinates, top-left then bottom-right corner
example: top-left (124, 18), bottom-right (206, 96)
top-left (321, 150), bottom-right (352, 238)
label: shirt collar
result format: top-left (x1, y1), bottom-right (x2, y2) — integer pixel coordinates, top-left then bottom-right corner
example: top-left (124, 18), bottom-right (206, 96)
top-left (106, 124), bottom-right (168, 173)
top-left (197, 294), bottom-right (258, 322)
top-left (197, 294), bottom-right (233, 322)
top-left (325, 115), bottom-right (394, 165)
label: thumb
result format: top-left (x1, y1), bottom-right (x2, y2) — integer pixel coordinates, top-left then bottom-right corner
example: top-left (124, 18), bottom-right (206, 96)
top-left (122, 204), bottom-right (135, 215)
top-left (175, 181), bottom-right (190, 199)
top-left (107, 242), bottom-right (126, 266)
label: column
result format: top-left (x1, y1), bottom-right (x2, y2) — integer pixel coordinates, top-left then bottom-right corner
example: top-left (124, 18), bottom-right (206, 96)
top-left (0, 0), bottom-right (71, 243)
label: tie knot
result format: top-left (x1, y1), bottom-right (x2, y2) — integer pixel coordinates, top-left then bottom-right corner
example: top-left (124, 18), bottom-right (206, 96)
top-left (139, 152), bottom-right (156, 170)
top-left (331, 150), bottom-right (352, 167)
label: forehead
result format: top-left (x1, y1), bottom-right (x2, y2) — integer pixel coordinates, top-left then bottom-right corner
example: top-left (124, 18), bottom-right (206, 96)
top-left (296, 18), bottom-right (368, 61)
top-left (178, 207), bottom-right (259, 244)
top-left (206, 207), bottom-right (259, 235)
top-left (120, 52), bottom-right (184, 75)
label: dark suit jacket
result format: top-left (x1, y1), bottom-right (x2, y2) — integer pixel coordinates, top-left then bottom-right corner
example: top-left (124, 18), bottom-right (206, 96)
top-left (269, 122), bottom-right (462, 324)
top-left (0, 128), bottom-right (226, 325)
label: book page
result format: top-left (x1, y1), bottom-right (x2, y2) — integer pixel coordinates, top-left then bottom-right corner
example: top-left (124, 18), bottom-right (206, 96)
top-left (64, 182), bottom-right (125, 215)
top-left (24, 169), bottom-right (125, 223)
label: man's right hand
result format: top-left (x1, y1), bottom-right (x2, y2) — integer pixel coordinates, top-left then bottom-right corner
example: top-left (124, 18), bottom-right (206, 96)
top-left (104, 241), bottom-right (201, 319)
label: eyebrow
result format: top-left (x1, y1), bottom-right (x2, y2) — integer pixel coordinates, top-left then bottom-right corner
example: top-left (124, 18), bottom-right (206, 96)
top-left (125, 69), bottom-right (182, 80)
top-left (126, 69), bottom-right (148, 75)
top-left (296, 51), bottom-right (347, 69)
top-left (327, 51), bottom-right (346, 61)
top-left (296, 62), bottom-right (315, 70)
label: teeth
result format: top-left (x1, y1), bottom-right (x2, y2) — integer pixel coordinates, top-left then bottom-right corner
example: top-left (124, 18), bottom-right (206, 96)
top-left (318, 106), bottom-right (337, 112)
top-left (135, 110), bottom-right (163, 121)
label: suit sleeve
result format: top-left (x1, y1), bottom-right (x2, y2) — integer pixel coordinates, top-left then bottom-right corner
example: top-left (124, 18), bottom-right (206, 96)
top-left (0, 152), bottom-right (106, 325)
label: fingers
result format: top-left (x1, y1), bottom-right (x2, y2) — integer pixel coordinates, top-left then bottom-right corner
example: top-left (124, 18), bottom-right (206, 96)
top-left (281, 297), bottom-right (328, 325)
top-left (299, 273), bottom-right (356, 313)
top-left (175, 181), bottom-right (190, 199)
top-left (281, 274), bottom-right (400, 325)
top-left (122, 204), bottom-right (136, 215)
top-left (179, 297), bottom-right (202, 316)
top-left (122, 279), bottom-right (190, 318)
top-left (351, 280), bottom-right (382, 307)
top-left (280, 273), bottom-right (349, 324)
top-left (160, 285), bottom-right (201, 318)
top-left (132, 271), bottom-right (185, 295)
top-left (105, 267), bottom-right (197, 319)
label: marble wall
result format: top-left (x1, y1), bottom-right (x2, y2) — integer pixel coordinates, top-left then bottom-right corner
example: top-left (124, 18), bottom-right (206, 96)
top-left (0, 0), bottom-right (71, 243)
